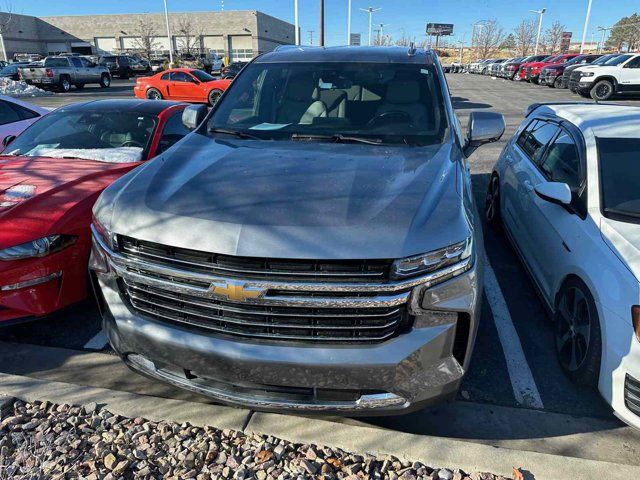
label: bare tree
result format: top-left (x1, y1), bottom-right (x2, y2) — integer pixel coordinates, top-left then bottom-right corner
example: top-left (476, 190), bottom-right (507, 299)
top-left (132, 17), bottom-right (160, 60)
top-left (175, 16), bottom-right (202, 56)
top-left (513, 19), bottom-right (537, 57)
top-left (475, 19), bottom-right (505, 59)
top-left (0, 2), bottom-right (13, 62)
top-left (542, 21), bottom-right (566, 54)
top-left (393, 29), bottom-right (416, 47)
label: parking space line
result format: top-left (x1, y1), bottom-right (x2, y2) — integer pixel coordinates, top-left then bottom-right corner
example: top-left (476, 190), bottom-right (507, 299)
top-left (483, 254), bottom-right (544, 409)
top-left (83, 330), bottom-right (109, 351)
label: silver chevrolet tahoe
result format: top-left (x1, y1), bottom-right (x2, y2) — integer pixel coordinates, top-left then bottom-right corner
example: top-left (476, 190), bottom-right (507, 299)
top-left (90, 46), bottom-right (505, 414)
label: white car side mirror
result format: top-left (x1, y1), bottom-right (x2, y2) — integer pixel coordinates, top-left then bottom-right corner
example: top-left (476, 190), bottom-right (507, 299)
top-left (534, 182), bottom-right (572, 206)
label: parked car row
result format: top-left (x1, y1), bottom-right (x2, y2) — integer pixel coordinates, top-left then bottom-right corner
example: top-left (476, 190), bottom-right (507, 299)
top-left (465, 52), bottom-right (640, 101)
top-left (1, 46), bottom-right (640, 431)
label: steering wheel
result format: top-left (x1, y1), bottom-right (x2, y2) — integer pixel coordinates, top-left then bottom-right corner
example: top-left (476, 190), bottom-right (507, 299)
top-left (366, 111), bottom-right (413, 128)
top-left (121, 140), bottom-right (144, 148)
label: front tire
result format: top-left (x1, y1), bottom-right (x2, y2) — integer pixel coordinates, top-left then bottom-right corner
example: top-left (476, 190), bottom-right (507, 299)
top-left (591, 80), bottom-right (614, 101)
top-left (554, 278), bottom-right (601, 386)
top-left (146, 88), bottom-right (162, 100)
top-left (208, 89), bottom-right (223, 106)
top-left (485, 174), bottom-right (502, 228)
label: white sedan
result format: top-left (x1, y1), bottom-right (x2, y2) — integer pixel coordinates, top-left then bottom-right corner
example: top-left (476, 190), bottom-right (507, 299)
top-left (0, 95), bottom-right (49, 143)
top-left (485, 103), bottom-right (640, 429)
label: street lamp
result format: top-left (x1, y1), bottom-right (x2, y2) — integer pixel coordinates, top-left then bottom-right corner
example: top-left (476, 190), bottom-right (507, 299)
top-left (294, 0), bottom-right (299, 45)
top-left (471, 21), bottom-right (486, 60)
top-left (530, 8), bottom-right (546, 55)
top-left (377, 23), bottom-right (390, 45)
top-left (597, 26), bottom-right (612, 54)
top-left (579, 0), bottom-right (593, 54)
top-left (162, 0), bottom-right (173, 65)
top-left (360, 7), bottom-right (381, 46)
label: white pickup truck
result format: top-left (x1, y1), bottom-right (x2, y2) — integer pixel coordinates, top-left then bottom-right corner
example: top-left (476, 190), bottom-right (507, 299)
top-left (570, 53), bottom-right (640, 100)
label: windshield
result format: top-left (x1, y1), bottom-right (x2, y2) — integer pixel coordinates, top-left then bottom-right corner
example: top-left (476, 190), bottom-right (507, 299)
top-left (592, 54), bottom-right (616, 65)
top-left (564, 56), bottom-right (586, 66)
top-left (598, 137), bottom-right (640, 222)
top-left (207, 61), bottom-right (449, 146)
top-left (191, 70), bottom-right (215, 82)
top-left (605, 54), bottom-right (632, 66)
top-left (3, 110), bottom-right (158, 163)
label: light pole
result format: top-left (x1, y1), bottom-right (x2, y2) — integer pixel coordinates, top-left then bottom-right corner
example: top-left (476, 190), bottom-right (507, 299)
top-left (580, 0), bottom-right (593, 54)
top-left (360, 7), bottom-right (381, 46)
top-left (458, 32), bottom-right (467, 64)
top-left (294, 0), bottom-right (299, 45)
top-left (530, 8), bottom-right (546, 55)
top-left (471, 21), bottom-right (486, 60)
top-left (597, 26), bottom-right (612, 54)
top-left (320, 0), bottom-right (325, 46)
top-left (347, 0), bottom-right (352, 45)
top-left (163, 0), bottom-right (173, 65)
top-left (377, 23), bottom-right (390, 45)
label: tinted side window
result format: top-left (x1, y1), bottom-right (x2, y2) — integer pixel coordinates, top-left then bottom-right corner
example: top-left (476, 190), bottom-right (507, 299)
top-left (70, 57), bottom-right (83, 68)
top-left (161, 72), bottom-right (171, 80)
top-left (540, 131), bottom-right (581, 189)
top-left (156, 110), bottom-right (190, 154)
top-left (625, 56), bottom-right (640, 69)
top-left (0, 100), bottom-right (23, 125)
top-left (119, 56), bottom-right (129, 66)
top-left (44, 58), bottom-right (69, 68)
top-left (517, 120), bottom-right (560, 165)
top-left (170, 72), bottom-right (193, 82)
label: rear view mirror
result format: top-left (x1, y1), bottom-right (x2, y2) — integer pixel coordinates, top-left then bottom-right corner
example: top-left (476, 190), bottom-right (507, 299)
top-left (182, 104), bottom-right (209, 131)
top-left (2, 135), bottom-right (15, 147)
top-left (534, 182), bottom-right (572, 206)
top-left (464, 111), bottom-right (506, 156)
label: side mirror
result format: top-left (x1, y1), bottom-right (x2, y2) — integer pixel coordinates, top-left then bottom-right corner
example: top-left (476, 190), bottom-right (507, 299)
top-left (182, 104), bottom-right (209, 131)
top-left (2, 135), bottom-right (15, 147)
top-left (464, 111), bottom-right (506, 156)
top-left (534, 182), bottom-right (572, 206)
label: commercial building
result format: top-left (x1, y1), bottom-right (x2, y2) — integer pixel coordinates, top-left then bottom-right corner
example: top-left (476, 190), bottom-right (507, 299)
top-left (0, 10), bottom-right (296, 62)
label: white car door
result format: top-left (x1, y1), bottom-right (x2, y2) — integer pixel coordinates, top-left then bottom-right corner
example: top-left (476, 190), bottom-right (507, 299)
top-left (501, 119), bottom-right (561, 275)
top-left (619, 55), bottom-right (640, 93)
top-left (518, 126), bottom-right (587, 299)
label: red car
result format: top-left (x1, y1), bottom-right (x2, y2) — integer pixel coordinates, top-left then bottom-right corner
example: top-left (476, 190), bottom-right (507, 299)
top-left (0, 99), bottom-right (189, 324)
top-left (521, 54), bottom-right (581, 83)
top-left (134, 68), bottom-right (232, 105)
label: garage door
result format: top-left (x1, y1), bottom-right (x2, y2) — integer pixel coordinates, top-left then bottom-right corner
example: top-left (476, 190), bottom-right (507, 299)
top-left (229, 35), bottom-right (253, 62)
top-left (203, 35), bottom-right (225, 55)
top-left (46, 42), bottom-right (69, 55)
top-left (95, 37), bottom-right (117, 54)
top-left (121, 37), bottom-right (141, 50)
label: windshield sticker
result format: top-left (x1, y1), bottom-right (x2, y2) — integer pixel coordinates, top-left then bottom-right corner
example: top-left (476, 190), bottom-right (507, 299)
top-left (249, 123), bottom-right (291, 131)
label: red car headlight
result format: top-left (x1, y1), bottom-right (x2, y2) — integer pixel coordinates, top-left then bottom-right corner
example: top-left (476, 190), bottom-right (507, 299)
top-left (0, 235), bottom-right (76, 261)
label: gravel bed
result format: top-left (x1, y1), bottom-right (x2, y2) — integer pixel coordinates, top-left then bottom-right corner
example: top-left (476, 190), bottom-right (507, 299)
top-left (0, 399), bottom-right (512, 480)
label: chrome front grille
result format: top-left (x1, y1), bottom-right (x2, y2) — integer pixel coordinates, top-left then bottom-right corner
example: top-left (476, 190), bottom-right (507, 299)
top-left (121, 278), bottom-right (408, 342)
top-left (118, 236), bottom-right (391, 282)
top-left (106, 236), bottom-right (429, 344)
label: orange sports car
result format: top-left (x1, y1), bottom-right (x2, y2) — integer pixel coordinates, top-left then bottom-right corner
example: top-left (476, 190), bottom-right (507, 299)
top-left (134, 68), bottom-right (232, 105)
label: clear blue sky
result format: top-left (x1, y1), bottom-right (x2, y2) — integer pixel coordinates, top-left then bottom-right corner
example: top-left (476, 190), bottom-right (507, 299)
top-left (12, 0), bottom-right (635, 46)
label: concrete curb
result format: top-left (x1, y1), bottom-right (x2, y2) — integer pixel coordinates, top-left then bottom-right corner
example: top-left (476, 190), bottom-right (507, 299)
top-left (0, 371), bottom-right (638, 480)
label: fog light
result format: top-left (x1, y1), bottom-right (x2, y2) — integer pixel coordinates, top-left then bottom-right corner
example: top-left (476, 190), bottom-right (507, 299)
top-left (1, 271), bottom-right (62, 291)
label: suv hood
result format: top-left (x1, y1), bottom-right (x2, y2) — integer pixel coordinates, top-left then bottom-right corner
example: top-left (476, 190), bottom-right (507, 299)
top-left (100, 134), bottom-right (471, 259)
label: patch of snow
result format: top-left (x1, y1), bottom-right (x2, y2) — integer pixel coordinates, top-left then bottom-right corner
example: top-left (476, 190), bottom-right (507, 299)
top-left (0, 77), bottom-right (53, 97)
top-left (28, 147), bottom-right (144, 164)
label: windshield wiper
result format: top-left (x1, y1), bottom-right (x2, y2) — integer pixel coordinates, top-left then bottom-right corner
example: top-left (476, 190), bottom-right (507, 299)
top-left (290, 133), bottom-right (384, 145)
top-left (208, 127), bottom-right (262, 140)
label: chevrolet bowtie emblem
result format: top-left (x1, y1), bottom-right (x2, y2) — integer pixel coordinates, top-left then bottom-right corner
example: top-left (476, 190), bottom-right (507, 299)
top-left (210, 279), bottom-right (266, 302)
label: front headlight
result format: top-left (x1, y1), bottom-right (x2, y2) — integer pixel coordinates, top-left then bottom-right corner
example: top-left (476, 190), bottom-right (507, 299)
top-left (391, 237), bottom-right (473, 280)
top-left (0, 235), bottom-right (77, 261)
top-left (582, 72), bottom-right (595, 77)
top-left (91, 214), bottom-right (115, 250)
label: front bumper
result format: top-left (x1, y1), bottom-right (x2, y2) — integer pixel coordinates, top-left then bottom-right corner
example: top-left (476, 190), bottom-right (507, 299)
top-left (0, 241), bottom-right (89, 323)
top-left (91, 233), bottom-right (482, 415)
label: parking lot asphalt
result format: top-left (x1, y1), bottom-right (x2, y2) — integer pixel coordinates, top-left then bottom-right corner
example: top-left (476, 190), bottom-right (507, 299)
top-left (3, 73), bottom-right (640, 459)
top-left (27, 78), bottom-right (137, 108)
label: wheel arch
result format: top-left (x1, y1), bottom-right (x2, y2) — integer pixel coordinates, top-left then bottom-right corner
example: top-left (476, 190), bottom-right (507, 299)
top-left (592, 75), bottom-right (618, 88)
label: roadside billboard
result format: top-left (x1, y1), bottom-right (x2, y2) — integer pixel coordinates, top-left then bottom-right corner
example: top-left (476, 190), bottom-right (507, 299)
top-left (561, 32), bottom-right (573, 53)
top-left (426, 23), bottom-right (454, 36)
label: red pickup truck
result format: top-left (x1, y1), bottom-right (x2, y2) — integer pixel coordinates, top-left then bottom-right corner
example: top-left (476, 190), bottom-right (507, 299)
top-left (519, 54), bottom-right (581, 84)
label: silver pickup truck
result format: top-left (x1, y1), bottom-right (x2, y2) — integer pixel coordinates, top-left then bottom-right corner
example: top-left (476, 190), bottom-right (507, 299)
top-left (19, 56), bottom-right (111, 92)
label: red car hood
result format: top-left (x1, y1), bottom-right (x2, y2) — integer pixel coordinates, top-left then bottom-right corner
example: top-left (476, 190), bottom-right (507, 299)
top-left (0, 155), bottom-right (140, 248)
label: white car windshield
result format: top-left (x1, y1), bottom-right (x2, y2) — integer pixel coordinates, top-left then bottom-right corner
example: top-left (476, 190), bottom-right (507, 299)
top-left (4, 110), bottom-right (157, 163)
